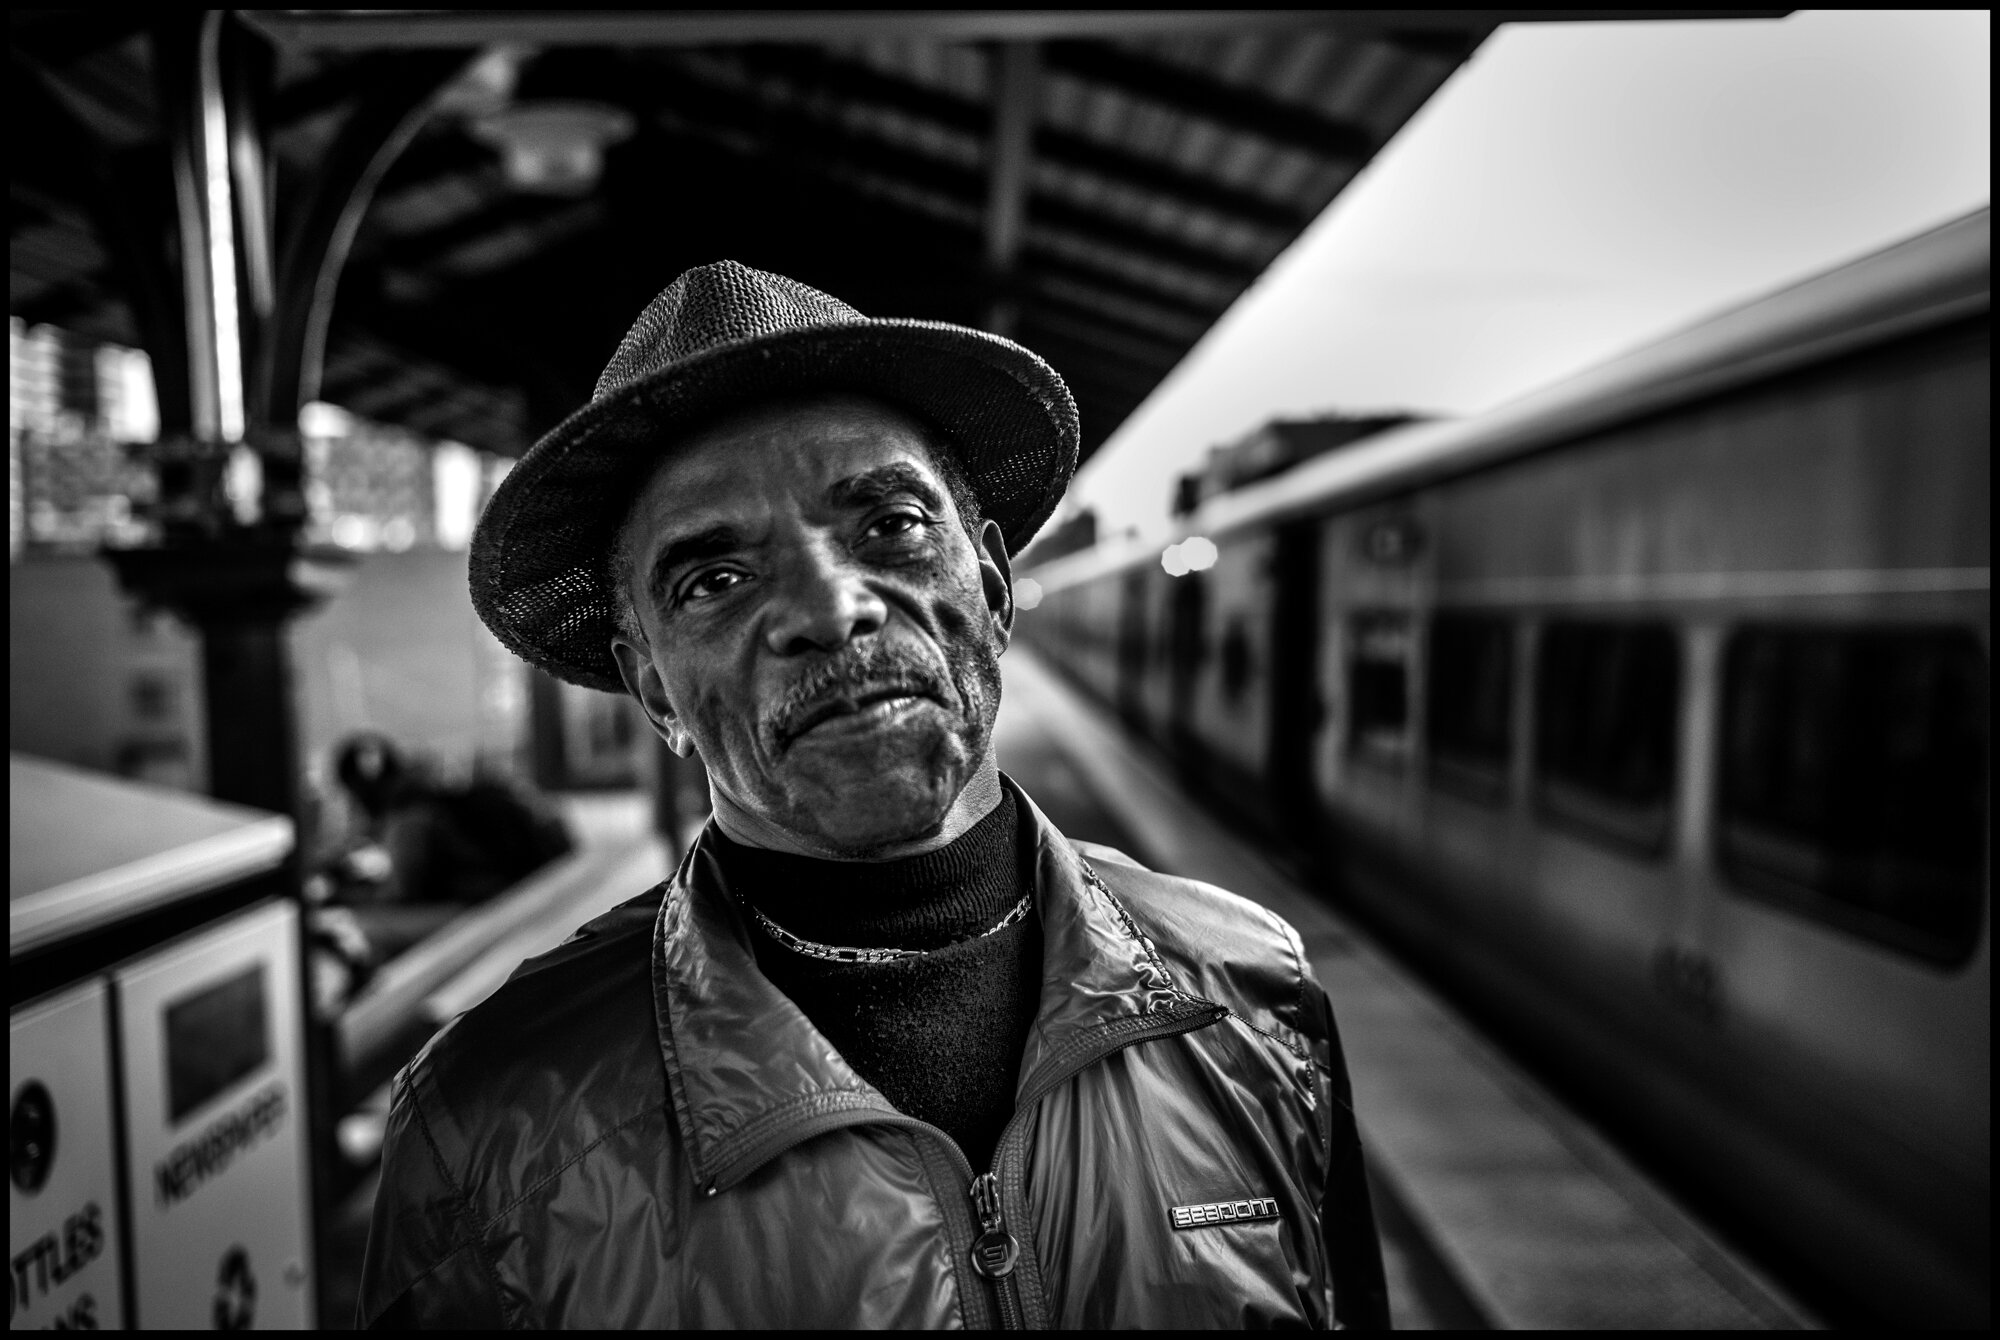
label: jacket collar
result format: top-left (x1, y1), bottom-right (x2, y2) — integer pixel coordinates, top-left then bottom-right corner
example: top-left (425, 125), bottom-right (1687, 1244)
top-left (650, 776), bottom-right (1189, 1190)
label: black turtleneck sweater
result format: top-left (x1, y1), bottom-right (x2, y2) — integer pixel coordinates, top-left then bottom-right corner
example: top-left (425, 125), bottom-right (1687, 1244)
top-left (713, 789), bottom-right (1040, 1173)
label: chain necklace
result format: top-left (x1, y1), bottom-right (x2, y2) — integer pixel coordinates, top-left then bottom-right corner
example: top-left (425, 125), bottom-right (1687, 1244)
top-left (746, 892), bottom-right (1034, 964)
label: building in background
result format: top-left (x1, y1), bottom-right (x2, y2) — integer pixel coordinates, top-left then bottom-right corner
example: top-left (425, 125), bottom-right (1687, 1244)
top-left (9, 320), bottom-right (157, 559)
top-left (8, 323), bottom-right (638, 852)
top-left (10, 318), bottom-right (511, 568)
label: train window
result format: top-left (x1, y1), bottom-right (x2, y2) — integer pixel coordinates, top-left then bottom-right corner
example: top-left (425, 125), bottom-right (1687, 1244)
top-left (1168, 575), bottom-right (1207, 688)
top-left (1220, 617), bottom-right (1254, 703)
top-left (1719, 627), bottom-right (1988, 964)
top-left (1349, 612), bottom-right (1412, 762)
top-left (1428, 614), bottom-right (1513, 802)
top-left (1534, 621), bottom-right (1679, 855)
top-left (1117, 573), bottom-right (1149, 688)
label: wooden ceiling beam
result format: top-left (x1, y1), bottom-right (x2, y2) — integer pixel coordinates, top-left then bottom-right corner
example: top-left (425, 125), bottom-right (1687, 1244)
top-left (370, 190), bottom-right (580, 270)
top-left (983, 41), bottom-right (1037, 337)
top-left (254, 11), bottom-right (1775, 52)
top-left (1016, 324), bottom-right (1169, 396)
top-left (1027, 194), bottom-right (1259, 285)
top-left (1040, 42), bottom-right (1374, 161)
top-left (243, 11), bottom-right (1408, 51)
top-left (1034, 127), bottom-right (1306, 232)
top-left (694, 47), bottom-right (1307, 234)
top-left (1024, 274), bottom-right (1208, 345)
top-left (1019, 251), bottom-right (1219, 323)
top-left (632, 80), bottom-right (1259, 292)
top-left (1021, 309), bottom-right (1184, 377)
top-left (1026, 284), bottom-right (1203, 351)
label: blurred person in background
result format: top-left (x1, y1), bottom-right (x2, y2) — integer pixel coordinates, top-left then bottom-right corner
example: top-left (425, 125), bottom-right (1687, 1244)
top-left (330, 731), bottom-right (574, 908)
top-left (301, 734), bottom-right (576, 1008)
top-left (357, 263), bottom-right (1387, 1328)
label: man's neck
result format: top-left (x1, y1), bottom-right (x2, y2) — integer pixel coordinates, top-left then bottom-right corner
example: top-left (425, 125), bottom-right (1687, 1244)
top-left (709, 757), bottom-right (1005, 861)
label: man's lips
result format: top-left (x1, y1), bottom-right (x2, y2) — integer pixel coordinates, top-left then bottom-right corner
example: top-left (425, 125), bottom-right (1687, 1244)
top-left (781, 687), bottom-right (942, 746)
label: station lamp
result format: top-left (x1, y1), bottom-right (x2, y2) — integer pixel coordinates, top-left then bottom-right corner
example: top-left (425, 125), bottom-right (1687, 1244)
top-left (472, 101), bottom-right (635, 196)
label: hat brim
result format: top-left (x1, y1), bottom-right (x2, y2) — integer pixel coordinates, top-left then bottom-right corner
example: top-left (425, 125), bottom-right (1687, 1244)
top-left (470, 318), bottom-right (1079, 692)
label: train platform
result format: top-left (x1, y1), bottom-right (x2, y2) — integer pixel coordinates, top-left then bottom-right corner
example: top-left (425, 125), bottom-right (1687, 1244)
top-left (993, 647), bottom-right (1817, 1330)
top-left (314, 656), bottom-right (1814, 1330)
top-left (316, 791), bottom-right (672, 1328)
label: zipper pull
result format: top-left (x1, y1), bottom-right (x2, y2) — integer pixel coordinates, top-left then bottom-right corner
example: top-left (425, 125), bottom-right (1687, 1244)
top-left (967, 1172), bottom-right (1019, 1279)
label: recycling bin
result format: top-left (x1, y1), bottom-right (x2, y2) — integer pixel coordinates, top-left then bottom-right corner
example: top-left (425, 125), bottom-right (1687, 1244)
top-left (9, 979), bottom-right (125, 1329)
top-left (10, 754), bottom-right (313, 1329)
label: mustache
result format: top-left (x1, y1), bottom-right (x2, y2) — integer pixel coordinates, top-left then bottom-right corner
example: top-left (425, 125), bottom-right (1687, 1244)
top-left (762, 642), bottom-right (960, 748)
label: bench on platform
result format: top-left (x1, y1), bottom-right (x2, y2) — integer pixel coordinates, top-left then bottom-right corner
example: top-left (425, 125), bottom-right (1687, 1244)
top-left (334, 795), bottom-right (671, 1116)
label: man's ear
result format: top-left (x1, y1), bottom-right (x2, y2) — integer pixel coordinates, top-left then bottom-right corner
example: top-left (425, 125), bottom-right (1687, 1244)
top-left (975, 517), bottom-right (1015, 647)
top-left (611, 634), bottom-right (695, 757)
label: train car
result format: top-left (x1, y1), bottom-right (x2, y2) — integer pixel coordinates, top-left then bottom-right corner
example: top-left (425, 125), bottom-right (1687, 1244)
top-left (1024, 208), bottom-right (1990, 1327)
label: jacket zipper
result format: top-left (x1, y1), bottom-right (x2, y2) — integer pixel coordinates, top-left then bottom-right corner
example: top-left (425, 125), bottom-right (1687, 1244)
top-left (709, 1106), bottom-right (1002, 1327)
top-left (968, 1171), bottom-right (1026, 1328)
top-left (978, 1000), bottom-right (1231, 1329)
top-left (702, 1003), bottom-right (1229, 1330)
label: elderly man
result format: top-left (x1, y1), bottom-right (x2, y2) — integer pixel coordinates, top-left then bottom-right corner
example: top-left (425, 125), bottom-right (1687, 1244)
top-left (357, 263), bottom-right (1388, 1328)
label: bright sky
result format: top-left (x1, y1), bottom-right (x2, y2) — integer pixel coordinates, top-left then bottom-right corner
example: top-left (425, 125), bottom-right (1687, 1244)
top-left (1064, 9), bottom-right (1992, 543)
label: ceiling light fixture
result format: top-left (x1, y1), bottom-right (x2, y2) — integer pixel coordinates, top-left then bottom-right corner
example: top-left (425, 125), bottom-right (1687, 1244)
top-left (472, 101), bottom-right (634, 196)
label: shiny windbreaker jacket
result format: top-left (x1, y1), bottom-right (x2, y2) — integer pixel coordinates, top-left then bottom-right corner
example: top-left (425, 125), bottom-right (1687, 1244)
top-left (358, 786), bottom-right (1389, 1328)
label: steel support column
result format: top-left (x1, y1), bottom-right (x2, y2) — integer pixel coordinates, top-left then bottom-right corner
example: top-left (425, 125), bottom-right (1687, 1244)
top-left (983, 41), bottom-right (1038, 338)
top-left (98, 25), bottom-right (469, 1317)
top-left (113, 17), bottom-right (466, 822)
top-left (113, 13), bottom-right (337, 819)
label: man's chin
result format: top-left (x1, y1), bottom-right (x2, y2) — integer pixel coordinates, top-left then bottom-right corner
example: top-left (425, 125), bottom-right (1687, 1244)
top-left (772, 727), bottom-right (971, 854)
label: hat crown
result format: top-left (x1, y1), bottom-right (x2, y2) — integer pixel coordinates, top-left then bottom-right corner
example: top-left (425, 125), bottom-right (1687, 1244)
top-left (594, 261), bottom-right (864, 402)
top-left (475, 261), bottom-right (1078, 693)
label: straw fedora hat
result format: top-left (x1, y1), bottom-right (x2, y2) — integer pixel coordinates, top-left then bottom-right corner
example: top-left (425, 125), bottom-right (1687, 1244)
top-left (469, 261), bottom-right (1079, 692)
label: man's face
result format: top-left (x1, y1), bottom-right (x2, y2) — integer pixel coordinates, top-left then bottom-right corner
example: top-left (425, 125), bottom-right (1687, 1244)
top-left (609, 394), bottom-right (1013, 856)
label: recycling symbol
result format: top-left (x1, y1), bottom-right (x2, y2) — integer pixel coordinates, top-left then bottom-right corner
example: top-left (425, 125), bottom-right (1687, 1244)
top-left (214, 1245), bottom-right (256, 1330)
top-left (10, 1080), bottom-right (56, 1194)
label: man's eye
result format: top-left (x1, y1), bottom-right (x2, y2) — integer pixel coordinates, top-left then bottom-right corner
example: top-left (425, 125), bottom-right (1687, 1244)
top-left (681, 568), bottom-right (747, 603)
top-left (867, 511), bottom-right (926, 539)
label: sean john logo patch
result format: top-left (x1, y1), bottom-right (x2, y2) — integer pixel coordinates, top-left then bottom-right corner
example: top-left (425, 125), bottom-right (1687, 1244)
top-left (1169, 1197), bottom-right (1281, 1230)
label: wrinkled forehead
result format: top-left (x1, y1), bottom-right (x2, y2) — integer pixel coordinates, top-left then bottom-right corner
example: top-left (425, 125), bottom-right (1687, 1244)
top-left (624, 393), bottom-right (950, 541)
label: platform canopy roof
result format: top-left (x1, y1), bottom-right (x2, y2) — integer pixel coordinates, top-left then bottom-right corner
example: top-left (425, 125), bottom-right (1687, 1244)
top-left (10, 10), bottom-right (1775, 464)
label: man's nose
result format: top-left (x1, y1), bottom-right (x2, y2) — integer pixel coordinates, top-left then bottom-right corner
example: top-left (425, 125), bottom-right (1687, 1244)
top-left (763, 544), bottom-right (888, 655)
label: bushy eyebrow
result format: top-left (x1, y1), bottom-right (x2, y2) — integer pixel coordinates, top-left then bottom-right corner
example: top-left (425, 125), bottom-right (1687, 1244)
top-left (826, 463), bottom-right (946, 515)
top-left (640, 464), bottom-right (947, 606)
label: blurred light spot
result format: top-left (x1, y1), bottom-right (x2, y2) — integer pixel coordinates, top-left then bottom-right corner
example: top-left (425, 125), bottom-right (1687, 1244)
top-left (1014, 576), bottom-right (1044, 610)
top-left (225, 445), bottom-right (262, 525)
top-left (299, 400), bottom-right (352, 439)
top-left (330, 514), bottom-right (376, 550)
top-left (1161, 543), bottom-right (1191, 577)
top-left (1181, 536), bottom-right (1219, 571)
top-left (97, 345), bottom-right (159, 444)
top-left (483, 672), bottom-right (525, 721)
top-left (433, 441), bottom-right (481, 551)
top-left (381, 516), bottom-right (417, 552)
top-left (337, 1110), bottom-right (387, 1167)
